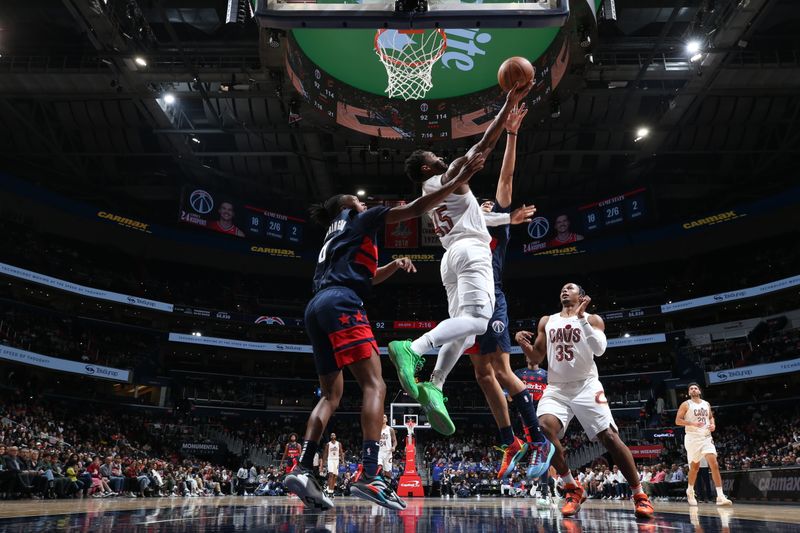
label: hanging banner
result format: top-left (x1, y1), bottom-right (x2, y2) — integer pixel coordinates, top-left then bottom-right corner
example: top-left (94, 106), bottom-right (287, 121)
top-left (0, 345), bottom-right (131, 383)
top-left (0, 262), bottom-right (173, 313)
top-left (420, 216), bottom-right (440, 247)
top-left (706, 356), bottom-right (800, 385)
top-left (661, 274), bottom-right (800, 313)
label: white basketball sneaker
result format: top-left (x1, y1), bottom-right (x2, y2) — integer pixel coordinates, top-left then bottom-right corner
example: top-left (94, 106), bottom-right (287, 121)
top-left (687, 487), bottom-right (698, 506)
top-left (716, 494), bottom-right (733, 506)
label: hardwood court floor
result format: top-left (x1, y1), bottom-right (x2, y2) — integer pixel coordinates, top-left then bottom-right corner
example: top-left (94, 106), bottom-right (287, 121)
top-left (0, 495), bottom-right (797, 532)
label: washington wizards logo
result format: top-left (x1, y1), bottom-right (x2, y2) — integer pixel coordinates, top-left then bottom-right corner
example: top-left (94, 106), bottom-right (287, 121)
top-left (491, 320), bottom-right (505, 334)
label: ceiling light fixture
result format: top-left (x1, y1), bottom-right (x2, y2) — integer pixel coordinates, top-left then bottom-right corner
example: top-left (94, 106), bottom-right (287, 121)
top-left (134, 56), bottom-right (147, 67)
top-left (163, 93), bottom-right (176, 105)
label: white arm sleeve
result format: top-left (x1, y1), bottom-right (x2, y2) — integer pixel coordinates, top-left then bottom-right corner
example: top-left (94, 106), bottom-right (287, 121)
top-left (579, 317), bottom-right (607, 356)
top-left (483, 212), bottom-right (511, 227)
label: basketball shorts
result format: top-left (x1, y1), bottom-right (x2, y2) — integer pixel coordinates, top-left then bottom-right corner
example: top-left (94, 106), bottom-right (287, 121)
top-left (441, 238), bottom-right (495, 319)
top-left (327, 460), bottom-right (339, 476)
top-left (472, 290), bottom-right (510, 355)
top-left (537, 377), bottom-right (618, 441)
top-left (684, 433), bottom-right (717, 463)
top-left (304, 286), bottom-right (379, 375)
top-left (378, 450), bottom-right (393, 472)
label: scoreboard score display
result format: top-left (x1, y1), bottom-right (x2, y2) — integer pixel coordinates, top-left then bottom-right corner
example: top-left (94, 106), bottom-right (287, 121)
top-left (179, 186), bottom-right (304, 246)
top-left (579, 187), bottom-right (647, 233)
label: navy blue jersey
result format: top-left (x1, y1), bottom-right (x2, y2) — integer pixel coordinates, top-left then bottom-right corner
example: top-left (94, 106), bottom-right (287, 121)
top-left (312, 206), bottom-right (391, 299)
top-left (514, 367), bottom-right (548, 402)
top-left (489, 203), bottom-right (511, 288)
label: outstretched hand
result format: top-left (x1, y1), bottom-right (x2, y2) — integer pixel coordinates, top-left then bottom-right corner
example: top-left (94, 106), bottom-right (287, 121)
top-left (453, 152), bottom-right (486, 185)
top-left (394, 257), bottom-right (417, 273)
top-left (505, 103), bottom-right (528, 134)
top-left (510, 204), bottom-right (536, 225)
top-left (515, 330), bottom-right (534, 348)
top-left (506, 78), bottom-right (535, 105)
top-left (576, 295), bottom-right (592, 318)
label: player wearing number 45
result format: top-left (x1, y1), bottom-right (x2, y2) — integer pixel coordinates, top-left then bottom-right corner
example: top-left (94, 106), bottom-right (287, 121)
top-left (515, 283), bottom-right (655, 520)
top-left (284, 150), bottom-right (486, 512)
top-left (675, 383), bottom-right (733, 507)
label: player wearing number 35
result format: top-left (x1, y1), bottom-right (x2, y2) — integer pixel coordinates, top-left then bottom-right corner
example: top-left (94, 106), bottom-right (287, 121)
top-left (515, 283), bottom-right (655, 520)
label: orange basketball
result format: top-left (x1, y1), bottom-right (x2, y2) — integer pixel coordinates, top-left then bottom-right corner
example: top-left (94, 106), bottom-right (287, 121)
top-left (497, 56), bottom-right (534, 92)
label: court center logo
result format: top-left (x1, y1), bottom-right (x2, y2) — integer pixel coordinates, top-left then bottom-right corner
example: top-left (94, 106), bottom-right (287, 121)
top-left (189, 189), bottom-right (214, 214)
top-left (491, 320), bottom-right (506, 334)
top-left (527, 216), bottom-right (550, 240)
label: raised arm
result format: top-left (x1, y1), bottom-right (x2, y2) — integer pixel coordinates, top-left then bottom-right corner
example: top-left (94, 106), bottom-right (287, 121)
top-left (441, 80), bottom-right (533, 186)
top-left (385, 152), bottom-right (485, 225)
top-left (576, 295), bottom-right (607, 356)
top-left (495, 103), bottom-right (528, 207)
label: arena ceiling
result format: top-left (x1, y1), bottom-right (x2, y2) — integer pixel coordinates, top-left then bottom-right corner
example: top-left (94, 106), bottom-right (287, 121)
top-left (0, 0), bottom-right (798, 225)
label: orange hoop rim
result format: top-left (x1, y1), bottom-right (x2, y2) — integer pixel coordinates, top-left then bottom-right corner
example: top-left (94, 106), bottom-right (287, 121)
top-left (374, 28), bottom-right (447, 68)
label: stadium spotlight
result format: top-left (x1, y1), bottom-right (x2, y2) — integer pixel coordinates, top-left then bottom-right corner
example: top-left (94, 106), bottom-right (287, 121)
top-left (624, 333), bottom-right (631, 338)
top-left (191, 331), bottom-right (203, 337)
top-left (134, 56), bottom-right (147, 67)
top-left (634, 127), bottom-right (650, 142)
top-left (357, 189), bottom-right (366, 197)
top-left (686, 40), bottom-right (702, 55)
top-left (191, 136), bottom-right (201, 144)
top-left (163, 93), bottom-right (176, 105)
top-left (690, 52), bottom-right (703, 63)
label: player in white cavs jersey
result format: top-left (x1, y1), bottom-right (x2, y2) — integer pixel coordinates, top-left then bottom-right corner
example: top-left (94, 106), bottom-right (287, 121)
top-left (378, 415), bottom-right (397, 478)
top-left (676, 382), bottom-right (732, 506)
top-left (515, 283), bottom-right (655, 520)
top-left (389, 80), bottom-right (533, 436)
top-left (321, 433), bottom-right (344, 496)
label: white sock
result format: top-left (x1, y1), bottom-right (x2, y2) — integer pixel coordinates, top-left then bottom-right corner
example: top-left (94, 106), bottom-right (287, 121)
top-left (411, 315), bottom-right (487, 354)
top-left (687, 484), bottom-right (694, 492)
top-left (716, 487), bottom-right (724, 497)
top-left (410, 335), bottom-right (433, 356)
top-left (632, 485), bottom-right (644, 495)
top-left (429, 338), bottom-right (472, 389)
top-left (561, 473), bottom-right (575, 486)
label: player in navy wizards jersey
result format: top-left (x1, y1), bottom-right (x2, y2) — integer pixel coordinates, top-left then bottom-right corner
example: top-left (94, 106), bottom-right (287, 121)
top-left (513, 361), bottom-right (553, 504)
top-left (285, 152), bottom-right (486, 512)
top-left (462, 104), bottom-right (554, 482)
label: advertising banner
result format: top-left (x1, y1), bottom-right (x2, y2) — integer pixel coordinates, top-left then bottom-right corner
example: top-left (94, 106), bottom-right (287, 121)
top-left (629, 445), bottom-right (664, 459)
top-left (661, 274), bottom-right (800, 313)
top-left (0, 262), bottom-right (173, 313)
top-left (420, 216), bottom-right (440, 247)
top-left (706, 356), bottom-right (800, 385)
top-left (722, 467), bottom-right (800, 502)
top-left (0, 345), bottom-right (131, 382)
top-left (180, 442), bottom-right (227, 456)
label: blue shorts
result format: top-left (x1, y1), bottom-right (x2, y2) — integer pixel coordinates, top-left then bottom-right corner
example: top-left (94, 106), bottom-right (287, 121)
top-left (304, 286), bottom-right (379, 375)
top-left (476, 290), bottom-right (511, 355)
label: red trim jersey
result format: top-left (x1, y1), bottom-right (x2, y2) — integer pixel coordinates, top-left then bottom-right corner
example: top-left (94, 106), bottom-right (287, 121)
top-left (513, 367), bottom-right (548, 402)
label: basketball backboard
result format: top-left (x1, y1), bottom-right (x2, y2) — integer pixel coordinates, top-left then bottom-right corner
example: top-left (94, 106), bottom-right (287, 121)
top-left (256, 0), bottom-right (570, 29)
top-left (390, 403), bottom-right (432, 430)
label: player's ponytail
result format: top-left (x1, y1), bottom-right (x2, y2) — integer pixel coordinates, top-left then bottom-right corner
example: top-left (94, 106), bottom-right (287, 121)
top-left (308, 194), bottom-right (346, 227)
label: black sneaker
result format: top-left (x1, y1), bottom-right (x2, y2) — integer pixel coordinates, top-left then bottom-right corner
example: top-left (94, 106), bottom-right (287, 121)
top-left (284, 467), bottom-right (334, 511)
top-left (351, 471), bottom-right (407, 511)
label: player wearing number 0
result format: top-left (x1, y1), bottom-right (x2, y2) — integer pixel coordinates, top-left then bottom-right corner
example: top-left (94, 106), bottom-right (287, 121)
top-left (388, 80), bottom-right (534, 437)
top-left (378, 415), bottom-right (397, 478)
top-left (676, 383), bottom-right (732, 507)
top-left (284, 156), bottom-right (485, 512)
top-left (515, 283), bottom-right (655, 519)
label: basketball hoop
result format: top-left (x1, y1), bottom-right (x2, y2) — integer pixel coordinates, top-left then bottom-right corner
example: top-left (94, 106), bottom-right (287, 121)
top-left (374, 29), bottom-right (447, 101)
top-left (405, 420), bottom-right (417, 437)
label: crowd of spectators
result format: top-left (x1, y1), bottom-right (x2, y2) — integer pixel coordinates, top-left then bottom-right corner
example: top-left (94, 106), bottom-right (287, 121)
top-left (714, 404), bottom-right (800, 470)
top-left (689, 327), bottom-right (800, 372)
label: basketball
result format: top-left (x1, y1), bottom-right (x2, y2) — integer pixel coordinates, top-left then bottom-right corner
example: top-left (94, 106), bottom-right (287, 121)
top-left (498, 56), bottom-right (535, 92)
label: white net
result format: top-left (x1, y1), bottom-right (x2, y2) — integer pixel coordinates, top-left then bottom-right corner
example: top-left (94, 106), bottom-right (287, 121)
top-left (374, 29), bottom-right (447, 101)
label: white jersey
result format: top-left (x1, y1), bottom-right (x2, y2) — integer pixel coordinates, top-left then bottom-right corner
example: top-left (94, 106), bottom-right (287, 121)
top-left (422, 174), bottom-right (490, 250)
top-left (327, 441), bottom-right (340, 461)
top-left (683, 399), bottom-right (712, 436)
top-left (379, 426), bottom-right (393, 452)
top-left (545, 313), bottom-right (600, 384)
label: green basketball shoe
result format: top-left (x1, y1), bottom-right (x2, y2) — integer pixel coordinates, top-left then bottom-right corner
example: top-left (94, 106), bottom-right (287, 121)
top-left (388, 340), bottom-right (425, 400)
top-left (417, 382), bottom-right (455, 436)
